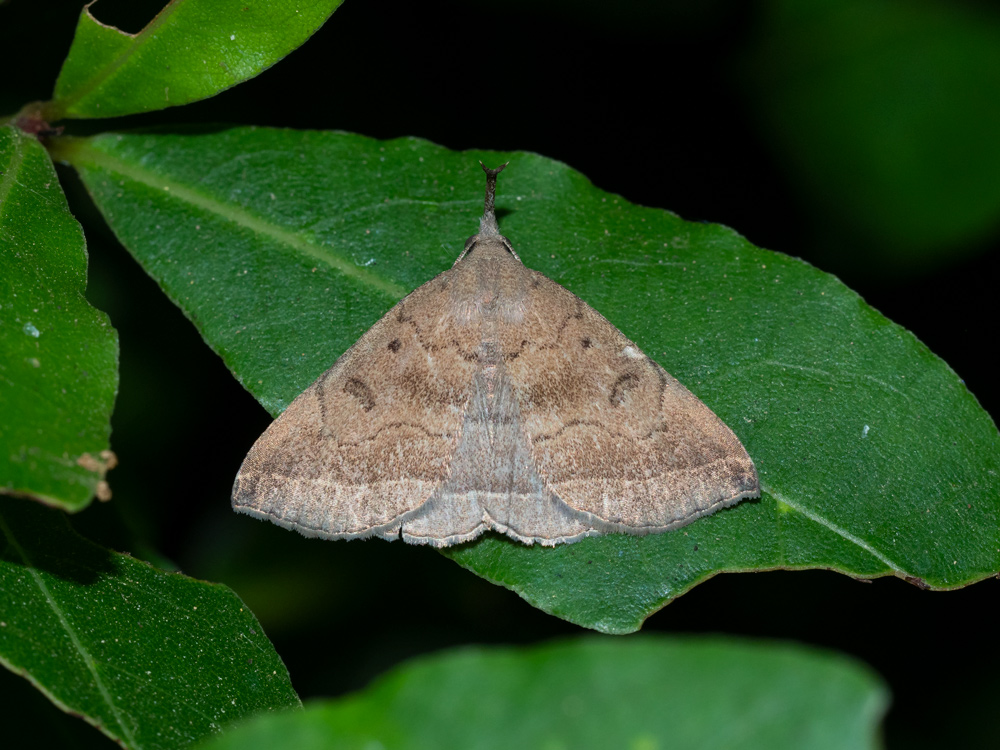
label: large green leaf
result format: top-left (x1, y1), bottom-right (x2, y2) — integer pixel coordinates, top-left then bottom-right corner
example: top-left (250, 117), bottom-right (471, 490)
top-left (0, 125), bottom-right (118, 511)
top-left (48, 0), bottom-right (344, 120)
top-left (196, 636), bottom-right (889, 750)
top-left (0, 496), bottom-right (300, 749)
top-left (54, 128), bottom-right (1000, 633)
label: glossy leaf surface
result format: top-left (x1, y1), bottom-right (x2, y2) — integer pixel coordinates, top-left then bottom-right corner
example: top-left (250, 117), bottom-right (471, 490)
top-left (0, 125), bottom-right (118, 511)
top-left (50, 0), bottom-right (344, 119)
top-left (0, 496), bottom-right (300, 749)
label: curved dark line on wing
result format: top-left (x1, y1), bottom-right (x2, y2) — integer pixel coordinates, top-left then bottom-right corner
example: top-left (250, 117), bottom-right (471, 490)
top-left (531, 415), bottom-right (681, 453)
top-left (330, 420), bottom-right (455, 447)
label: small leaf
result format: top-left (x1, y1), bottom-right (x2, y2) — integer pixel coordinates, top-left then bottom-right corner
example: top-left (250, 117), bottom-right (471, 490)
top-left (55, 128), bottom-right (1000, 633)
top-left (49, 0), bottom-right (344, 120)
top-left (195, 636), bottom-right (889, 750)
top-left (0, 496), bottom-right (300, 749)
top-left (0, 125), bottom-right (118, 511)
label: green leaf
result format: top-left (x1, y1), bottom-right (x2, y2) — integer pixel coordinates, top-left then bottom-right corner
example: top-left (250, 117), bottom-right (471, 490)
top-left (0, 125), bottom-right (118, 512)
top-left (49, 0), bottom-right (344, 120)
top-left (55, 128), bottom-right (1000, 633)
top-left (0, 496), bottom-right (300, 749)
top-left (195, 636), bottom-right (890, 750)
top-left (742, 0), bottom-right (1000, 268)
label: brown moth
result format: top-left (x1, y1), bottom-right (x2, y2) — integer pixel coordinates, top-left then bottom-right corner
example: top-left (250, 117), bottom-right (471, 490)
top-left (232, 164), bottom-right (758, 547)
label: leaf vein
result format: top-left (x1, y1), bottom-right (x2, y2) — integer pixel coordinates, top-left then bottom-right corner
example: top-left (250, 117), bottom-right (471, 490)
top-left (762, 359), bottom-right (909, 399)
top-left (62, 139), bottom-right (408, 299)
top-left (768, 490), bottom-right (904, 572)
top-left (0, 511), bottom-right (139, 747)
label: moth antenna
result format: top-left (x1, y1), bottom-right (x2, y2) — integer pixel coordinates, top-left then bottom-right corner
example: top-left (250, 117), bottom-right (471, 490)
top-left (478, 160), bottom-right (508, 237)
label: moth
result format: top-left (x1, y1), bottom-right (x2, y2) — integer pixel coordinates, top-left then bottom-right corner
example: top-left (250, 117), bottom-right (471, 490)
top-left (233, 164), bottom-right (758, 546)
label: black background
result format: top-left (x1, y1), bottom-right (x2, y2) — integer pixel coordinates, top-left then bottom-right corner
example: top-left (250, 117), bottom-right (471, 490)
top-left (2, 0), bottom-right (998, 747)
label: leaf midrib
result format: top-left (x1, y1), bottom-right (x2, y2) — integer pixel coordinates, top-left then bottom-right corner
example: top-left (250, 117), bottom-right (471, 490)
top-left (770, 488), bottom-right (903, 572)
top-left (54, 3), bottom-right (176, 115)
top-left (57, 136), bottom-right (408, 299)
top-left (0, 510), bottom-right (138, 747)
top-left (0, 128), bottom-right (26, 220)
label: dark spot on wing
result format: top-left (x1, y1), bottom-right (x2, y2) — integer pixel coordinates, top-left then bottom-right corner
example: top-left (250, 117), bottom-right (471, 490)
top-left (609, 372), bottom-right (641, 407)
top-left (344, 378), bottom-right (376, 412)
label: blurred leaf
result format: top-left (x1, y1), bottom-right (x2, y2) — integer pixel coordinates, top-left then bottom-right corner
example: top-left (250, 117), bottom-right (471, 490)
top-left (0, 125), bottom-right (118, 511)
top-left (0, 495), bottom-right (300, 749)
top-left (196, 636), bottom-right (889, 750)
top-left (55, 128), bottom-right (1000, 633)
top-left (742, 0), bottom-right (1000, 270)
top-left (48, 0), bottom-right (344, 120)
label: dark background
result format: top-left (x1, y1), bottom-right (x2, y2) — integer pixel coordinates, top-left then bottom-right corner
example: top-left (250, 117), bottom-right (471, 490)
top-left (2, 0), bottom-right (999, 747)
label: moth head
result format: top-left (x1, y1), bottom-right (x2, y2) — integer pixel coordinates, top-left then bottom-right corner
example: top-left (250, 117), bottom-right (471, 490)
top-left (455, 161), bottom-right (521, 264)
